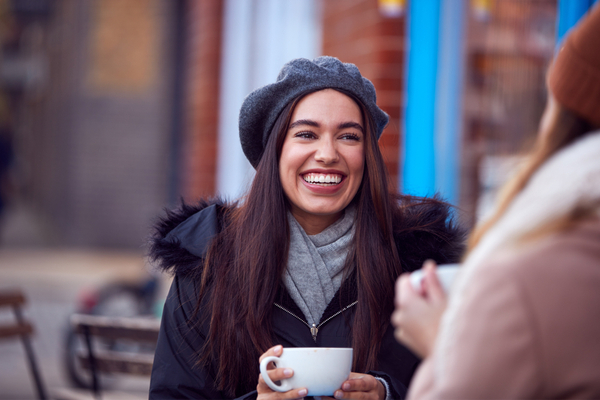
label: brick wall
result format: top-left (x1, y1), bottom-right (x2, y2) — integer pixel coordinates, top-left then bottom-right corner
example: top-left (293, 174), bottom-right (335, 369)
top-left (180, 0), bottom-right (223, 201)
top-left (322, 0), bottom-right (405, 188)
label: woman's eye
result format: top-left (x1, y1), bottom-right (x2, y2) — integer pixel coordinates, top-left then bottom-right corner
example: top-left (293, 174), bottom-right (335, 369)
top-left (294, 131), bottom-right (316, 139)
top-left (341, 133), bottom-right (361, 141)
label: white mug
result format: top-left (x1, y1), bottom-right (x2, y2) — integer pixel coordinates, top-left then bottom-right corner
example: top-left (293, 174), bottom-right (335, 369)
top-left (259, 347), bottom-right (352, 396)
top-left (410, 263), bottom-right (461, 293)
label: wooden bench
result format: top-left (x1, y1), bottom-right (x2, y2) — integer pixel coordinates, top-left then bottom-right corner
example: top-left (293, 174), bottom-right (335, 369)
top-left (0, 289), bottom-right (48, 400)
top-left (69, 314), bottom-right (160, 399)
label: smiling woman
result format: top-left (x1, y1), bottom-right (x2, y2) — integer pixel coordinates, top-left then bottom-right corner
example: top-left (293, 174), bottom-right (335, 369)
top-left (148, 56), bottom-right (465, 400)
top-left (280, 89), bottom-right (365, 234)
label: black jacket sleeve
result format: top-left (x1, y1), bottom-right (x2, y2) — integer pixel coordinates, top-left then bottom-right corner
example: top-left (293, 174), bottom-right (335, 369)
top-left (367, 325), bottom-right (420, 399)
top-left (369, 370), bottom-right (408, 400)
top-left (149, 274), bottom-right (228, 399)
top-left (149, 200), bottom-right (260, 399)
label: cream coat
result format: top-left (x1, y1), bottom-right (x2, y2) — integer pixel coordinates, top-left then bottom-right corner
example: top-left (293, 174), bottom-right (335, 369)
top-left (408, 131), bottom-right (600, 399)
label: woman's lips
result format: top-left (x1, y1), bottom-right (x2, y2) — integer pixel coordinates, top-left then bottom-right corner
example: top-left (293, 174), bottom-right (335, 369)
top-left (300, 172), bottom-right (345, 194)
top-left (302, 172), bottom-right (343, 185)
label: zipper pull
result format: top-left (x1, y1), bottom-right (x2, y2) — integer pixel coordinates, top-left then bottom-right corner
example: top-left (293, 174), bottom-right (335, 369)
top-left (310, 324), bottom-right (318, 342)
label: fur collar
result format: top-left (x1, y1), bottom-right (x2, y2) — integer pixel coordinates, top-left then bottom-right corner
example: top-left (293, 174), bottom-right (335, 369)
top-left (436, 130), bottom-right (600, 373)
top-left (147, 196), bottom-right (465, 277)
top-left (147, 198), bottom-right (227, 276)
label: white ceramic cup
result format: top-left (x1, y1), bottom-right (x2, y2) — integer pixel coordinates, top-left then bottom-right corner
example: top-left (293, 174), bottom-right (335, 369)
top-left (259, 347), bottom-right (352, 396)
top-left (410, 263), bottom-right (461, 293)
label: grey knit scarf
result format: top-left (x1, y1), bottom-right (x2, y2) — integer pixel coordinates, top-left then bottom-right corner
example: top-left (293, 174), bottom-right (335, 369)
top-left (283, 206), bottom-right (356, 326)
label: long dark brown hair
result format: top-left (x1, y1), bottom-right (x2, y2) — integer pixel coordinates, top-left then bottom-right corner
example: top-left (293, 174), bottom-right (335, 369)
top-left (197, 89), bottom-right (404, 396)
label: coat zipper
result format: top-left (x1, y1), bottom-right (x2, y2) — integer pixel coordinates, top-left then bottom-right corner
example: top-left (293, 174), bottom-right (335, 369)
top-left (274, 301), bottom-right (358, 342)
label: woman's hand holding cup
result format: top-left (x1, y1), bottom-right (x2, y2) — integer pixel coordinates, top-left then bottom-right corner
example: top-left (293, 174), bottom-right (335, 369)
top-left (329, 372), bottom-right (386, 400)
top-left (257, 345), bottom-right (308, 400)
top-left (391, 260), bottom-right (449, 358)
top-left (259, 346), bottom-right (352, 398)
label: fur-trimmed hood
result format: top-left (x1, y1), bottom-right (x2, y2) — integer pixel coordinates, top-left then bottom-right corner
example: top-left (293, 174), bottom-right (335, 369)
top-left (148, 196), bottom-right (465, 277)
top-left (148, 198), bottom-right (226, 276)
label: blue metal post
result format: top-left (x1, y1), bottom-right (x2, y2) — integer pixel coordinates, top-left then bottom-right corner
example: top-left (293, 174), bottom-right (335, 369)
top-left (435, 0), bottom-right (466, 205)
top-left (557, 0), bottom-right (598, 43)
top-left (402, 0), bottom-right (441, 197)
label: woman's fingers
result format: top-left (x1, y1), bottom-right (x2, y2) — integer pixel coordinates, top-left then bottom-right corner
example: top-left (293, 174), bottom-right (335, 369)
top-left (257, 387), bottom-right (308, 400)
top-left (257, 345), bottom-right (308, 399)
top-left (395, 273), bottom-right (413, 307)
top-left (259, 366), bottom-right (294, 384)
top-left (399, 273), bottom-right (417, 302)
top-left (259, 344), bottom-right (283, 364)
top-left (392, 261), bottom-right (449, 358)
top-left (257, 368), bottom-right (307, 399)
top-left (392, 274), bottom-right (420, 346)
top-left (392, 309), bottom-right (404, 344)
top-left (394, 273), bottom-right (404, 307)
top-left (393, 274), bottom-right (424, 321)
top-left (333, 373), bottom-right (384, 400)
top-left (422, 260), bottom-right (447, 302)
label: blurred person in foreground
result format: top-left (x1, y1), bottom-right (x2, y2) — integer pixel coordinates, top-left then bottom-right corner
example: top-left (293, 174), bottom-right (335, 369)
top-left (392, 5), bottom-right (600, 399)
top-left (148, 56), bottom-right (464, 400)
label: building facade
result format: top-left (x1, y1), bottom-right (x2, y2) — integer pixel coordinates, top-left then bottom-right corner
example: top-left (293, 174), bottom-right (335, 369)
top-left (0, 0), bottom-right (562, 247)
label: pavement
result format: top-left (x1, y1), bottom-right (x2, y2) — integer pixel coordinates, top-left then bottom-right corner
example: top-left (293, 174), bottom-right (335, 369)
top-left (0, 248), bottom-right (171, 400)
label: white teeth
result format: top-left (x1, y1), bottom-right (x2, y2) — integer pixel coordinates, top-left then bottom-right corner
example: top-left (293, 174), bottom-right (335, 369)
top-left (303, 173), bottom-right (342, 185)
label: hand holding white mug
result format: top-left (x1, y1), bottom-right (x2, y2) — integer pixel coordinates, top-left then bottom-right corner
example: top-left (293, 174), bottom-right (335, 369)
top-left (257, 345), bottom-right (308, 400)
top-left (331, 372), bottom-right (386, 400)
top-left (258, 346), bottom-right (352, 398)
top-left (391, 260), bottom-right (450, 358)
top-left (409, 263), bottom-right (460, 293)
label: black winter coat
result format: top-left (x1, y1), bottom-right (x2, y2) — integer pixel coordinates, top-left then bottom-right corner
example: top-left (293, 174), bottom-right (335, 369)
top-left (148, 199), bottom-right (464, 400)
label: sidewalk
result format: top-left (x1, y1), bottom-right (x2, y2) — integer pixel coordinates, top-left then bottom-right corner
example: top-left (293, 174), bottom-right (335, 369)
top-left (0, 248), bottom-right (164, 400)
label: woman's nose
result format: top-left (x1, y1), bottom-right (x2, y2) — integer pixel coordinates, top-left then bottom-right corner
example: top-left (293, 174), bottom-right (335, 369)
top-left (314, 139), bottom-right (339, 164)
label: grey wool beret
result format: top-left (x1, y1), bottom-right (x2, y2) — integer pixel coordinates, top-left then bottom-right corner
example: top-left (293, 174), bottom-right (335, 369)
top-left (239, 56), bottom-right (389, 168)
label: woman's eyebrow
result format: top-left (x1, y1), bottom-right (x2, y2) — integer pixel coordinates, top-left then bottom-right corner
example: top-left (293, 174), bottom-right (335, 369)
top-left (338, 122), bottom-right (364, 133)
top-left (289, 119), bottom-right (319, 129)
top-left (289, 120), bottom-right (364, 133)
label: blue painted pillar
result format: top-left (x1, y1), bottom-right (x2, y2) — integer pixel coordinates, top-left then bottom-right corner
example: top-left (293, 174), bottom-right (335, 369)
top-left (557, 0), bottom-right (598, 43)
top-left (435, 0), bottom-right (466, 206)
top-left (402, 0), bottom-right (441, 197)
top-left (402, 0), bottom-right (466, 204)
